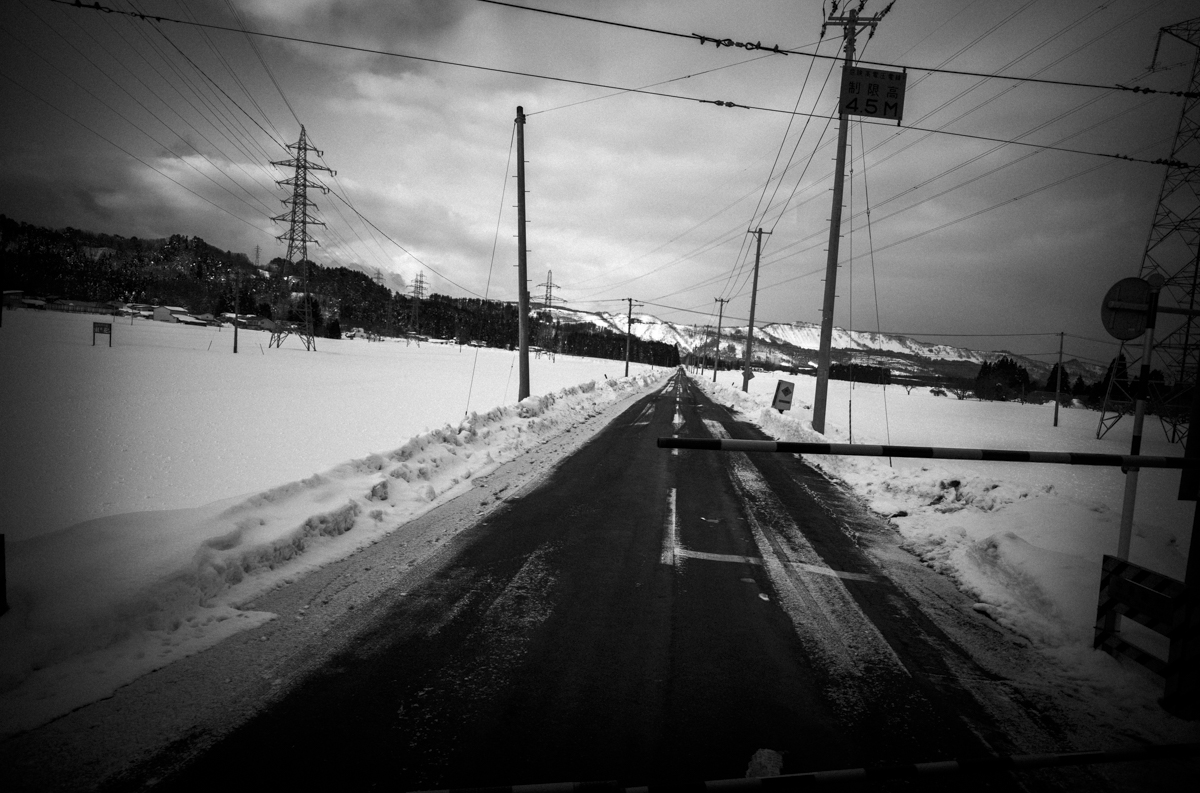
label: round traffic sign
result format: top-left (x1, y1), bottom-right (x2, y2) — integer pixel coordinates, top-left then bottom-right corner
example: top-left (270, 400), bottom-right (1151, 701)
top-left (1100, 277), bottom-right (1152, 341)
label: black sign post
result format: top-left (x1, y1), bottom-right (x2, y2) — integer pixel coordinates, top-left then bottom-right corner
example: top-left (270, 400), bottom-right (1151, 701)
top-left (93, 322), bottom-right (112, 347)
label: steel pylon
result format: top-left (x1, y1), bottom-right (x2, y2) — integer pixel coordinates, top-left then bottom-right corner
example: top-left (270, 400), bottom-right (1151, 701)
top-left (270, 126), bottom-right (334, 351)
top-left (1098, 17), bottom-right (1200, 445)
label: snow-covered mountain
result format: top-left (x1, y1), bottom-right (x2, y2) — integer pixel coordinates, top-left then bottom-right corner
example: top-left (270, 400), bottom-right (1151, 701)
top-left (544, 307), bottom-right (1105, 383)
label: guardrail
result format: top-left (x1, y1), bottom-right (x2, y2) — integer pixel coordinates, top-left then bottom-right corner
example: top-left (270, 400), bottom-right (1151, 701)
top-left (409, 742), bottom-right (1200, 792)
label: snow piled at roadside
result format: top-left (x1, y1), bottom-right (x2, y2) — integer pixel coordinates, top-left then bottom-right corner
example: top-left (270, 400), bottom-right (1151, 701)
top-left (0, 371), bottom-right (663, 737)
top-left (694, 377), bottom-right (1189, 662)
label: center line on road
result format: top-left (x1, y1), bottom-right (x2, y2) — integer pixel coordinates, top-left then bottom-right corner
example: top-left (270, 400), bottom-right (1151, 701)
top-left (660, 487), bottom-right (678, 566)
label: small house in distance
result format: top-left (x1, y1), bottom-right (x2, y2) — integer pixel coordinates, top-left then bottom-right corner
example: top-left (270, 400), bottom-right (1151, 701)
top-left (153, 306), bottom-right (207, 326)
top-left (153, 306), bottom-right (189, 323)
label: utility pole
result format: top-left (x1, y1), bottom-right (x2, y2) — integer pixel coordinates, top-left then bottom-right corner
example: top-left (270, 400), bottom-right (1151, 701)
top-left (1053, 331), bottom-right (1064, 427)
top-left (624, 297), bottom-right (643, 377)
top-left (812, 5), bottom-right (886, 433)
top-left (712, 297), bottom-right (729, 383)
top-left (516, 106), bottom-right (531, 401)
top-left (742, 228), bottom-right (770, 392)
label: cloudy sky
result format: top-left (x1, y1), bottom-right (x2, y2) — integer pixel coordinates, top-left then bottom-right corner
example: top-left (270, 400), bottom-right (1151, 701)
top-left (2, 0), bottom-right (1198, 369)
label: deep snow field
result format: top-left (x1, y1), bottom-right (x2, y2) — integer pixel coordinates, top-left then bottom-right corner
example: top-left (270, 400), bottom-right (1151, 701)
top-left (1, 307), bottom-right (1196, 748)
top-left (0, 308), bottom-right (670, 735)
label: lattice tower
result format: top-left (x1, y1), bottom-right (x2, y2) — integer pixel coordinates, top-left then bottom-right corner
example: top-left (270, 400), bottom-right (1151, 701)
top-left (1098, 17), bottom-right (1200, 445)
top-left (537, 269), bottom-right (561, 309)
top-left (270, 125), bottom-right (334, 351)
top-left (409, 271), bottom-right (427, 334)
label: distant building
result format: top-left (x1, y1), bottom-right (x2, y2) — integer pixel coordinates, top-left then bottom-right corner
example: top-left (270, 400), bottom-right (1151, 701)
top-left (3, 290), bottom-right (22, 309)
top-left (153, 306), bottom-right (189, 323)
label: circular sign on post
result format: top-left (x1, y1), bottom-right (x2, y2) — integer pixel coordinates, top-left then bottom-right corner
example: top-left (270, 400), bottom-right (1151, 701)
top-left (1100, 277), bottom-right (1152, 341)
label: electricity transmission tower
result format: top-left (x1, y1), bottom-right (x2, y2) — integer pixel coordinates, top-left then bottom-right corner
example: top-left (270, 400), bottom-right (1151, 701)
top-left (409, 271), bottom-right (427, 335)
top-left (270, 125), bottom-right (334, 351)
top-left (1098, 16), bottom-right (1200, 444)
top-left (537, 269), bottom-right (561, 309)
top-left (373, 269), bottom-right (391, 338)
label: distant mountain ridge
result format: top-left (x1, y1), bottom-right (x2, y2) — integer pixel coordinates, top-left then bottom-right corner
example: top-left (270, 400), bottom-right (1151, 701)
top-left (544, 306), bottom-right (1106, 384)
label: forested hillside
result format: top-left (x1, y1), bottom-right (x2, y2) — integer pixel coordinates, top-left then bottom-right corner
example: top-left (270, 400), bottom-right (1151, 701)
top-left (0, 216), bottom-right (679, 367)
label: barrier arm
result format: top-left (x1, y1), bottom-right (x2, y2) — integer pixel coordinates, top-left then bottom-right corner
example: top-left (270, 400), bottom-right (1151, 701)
top-left (656, 438), bottom-right (1200, 470)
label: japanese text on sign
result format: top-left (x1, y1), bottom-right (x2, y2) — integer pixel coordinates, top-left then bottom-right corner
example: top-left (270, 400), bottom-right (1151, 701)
top-left (840, 66), bottom-right (906, 121)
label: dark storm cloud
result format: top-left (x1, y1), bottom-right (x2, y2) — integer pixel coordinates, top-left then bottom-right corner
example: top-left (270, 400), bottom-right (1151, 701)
top-left (241, 0), bottom-right (472, 54)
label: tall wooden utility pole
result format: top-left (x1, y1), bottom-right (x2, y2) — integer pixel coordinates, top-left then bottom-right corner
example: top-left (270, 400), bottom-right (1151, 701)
top-left (712, 297), bottom-right (729, 383)
top-left (624, 297), bottom-right (642, 377)
top-left (813, 6), bottom-right (885, 433)
top-left (516, 107), bottom-right (531, 400)
top-left (742, 228), bottom-right (770, 392)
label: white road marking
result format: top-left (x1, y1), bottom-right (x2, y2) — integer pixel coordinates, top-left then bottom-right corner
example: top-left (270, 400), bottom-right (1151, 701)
top-left (701, 418), bottom-right (907, 684)
top-left (676, 548), bottom-right (762, 565)
top-left (660, 487), bottom-right (678, 565)
top-left (794, 563), bottom-right (876, 582)
top-left (631, 402), bottom-right (654, 426)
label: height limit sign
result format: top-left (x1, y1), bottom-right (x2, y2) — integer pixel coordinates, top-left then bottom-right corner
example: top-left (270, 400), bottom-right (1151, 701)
top-left (840, 66), bottom-right (906, 122)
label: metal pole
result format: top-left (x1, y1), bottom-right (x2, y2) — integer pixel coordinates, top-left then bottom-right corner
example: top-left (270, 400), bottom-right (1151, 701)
top-left (1117, 281), bottom-right (1162, 560)
top-left (516, 107), bottom-right (531, 401)
top-left (813, 10), bottom-right (858, 434)
top-left (1053, 331), bottom-right (1063, 426)
top-left (742, 228), bottom-right (767, 392)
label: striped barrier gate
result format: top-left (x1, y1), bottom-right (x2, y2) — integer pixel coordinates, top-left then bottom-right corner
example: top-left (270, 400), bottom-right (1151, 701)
top-left (1094, 555), bottom-right (1200, 715)
top-left (658, 436), bottom-right (1200, 717)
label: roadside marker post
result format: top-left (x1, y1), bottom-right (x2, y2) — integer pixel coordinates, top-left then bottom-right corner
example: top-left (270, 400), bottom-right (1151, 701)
top-left (92, 321), bottom-right (112, 347)
top-left (771, 380), bottom-right (794, 414)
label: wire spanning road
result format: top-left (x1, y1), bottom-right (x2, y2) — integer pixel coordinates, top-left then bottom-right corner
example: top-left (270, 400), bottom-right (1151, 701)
top-left (146, 373), bottom-right (1112, 791)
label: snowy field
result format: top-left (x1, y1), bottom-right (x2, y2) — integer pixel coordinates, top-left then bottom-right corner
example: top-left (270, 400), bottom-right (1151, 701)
top-left (2, 307), bottom-right (1196, 744)
top-left (0, 309), bottom-right (669, 735)
top-left (696, 367), bottom-right (1195, 736)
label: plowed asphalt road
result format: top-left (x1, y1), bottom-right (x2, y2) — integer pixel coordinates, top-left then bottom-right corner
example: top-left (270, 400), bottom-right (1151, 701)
top-left (134, 373), bottom-right (1125, 791)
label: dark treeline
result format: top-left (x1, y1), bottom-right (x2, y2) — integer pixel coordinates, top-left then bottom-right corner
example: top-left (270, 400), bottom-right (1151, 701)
top-left (830, 362), bottom-right (891, 385)
top-left (0, 216), bottom-right (679, 368)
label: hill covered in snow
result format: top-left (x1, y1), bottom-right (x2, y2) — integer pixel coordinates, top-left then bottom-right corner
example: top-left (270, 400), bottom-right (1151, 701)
top-left (544, 306), bottom-right (1106, 384)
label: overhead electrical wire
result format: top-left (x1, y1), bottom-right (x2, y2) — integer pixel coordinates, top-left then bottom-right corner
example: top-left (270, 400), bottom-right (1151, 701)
top-left (472, 0), bottom-right (1196, 98)
top-left (0, 21), bottom-right (276, 225)
top-left (52, 1), bottom-right (1192, 169)
top-left (0, 68), bottom-right (268, 233)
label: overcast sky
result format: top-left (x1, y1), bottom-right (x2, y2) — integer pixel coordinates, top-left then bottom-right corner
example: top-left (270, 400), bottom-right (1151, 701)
top-left (2, 0), bottom-right (1198, 370)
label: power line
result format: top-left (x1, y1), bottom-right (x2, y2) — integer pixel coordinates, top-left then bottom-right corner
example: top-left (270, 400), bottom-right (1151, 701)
top-left (0, 68), bottom-right (268, 233)
top-left (54, 1), bottom-right (1193, 168)
top-left (473, 0), bottom-right (1198, 98)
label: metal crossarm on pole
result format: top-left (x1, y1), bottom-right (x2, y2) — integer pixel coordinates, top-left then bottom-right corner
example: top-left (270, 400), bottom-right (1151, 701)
top-left (655, 437), bottom-right (1200, 469)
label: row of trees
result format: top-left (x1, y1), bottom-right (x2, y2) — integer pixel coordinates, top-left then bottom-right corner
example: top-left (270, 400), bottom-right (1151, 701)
top-left (0, 216), bottom-right (679, 368)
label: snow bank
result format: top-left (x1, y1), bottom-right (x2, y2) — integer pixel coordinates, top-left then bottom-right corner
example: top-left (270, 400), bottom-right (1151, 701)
top-left (0, 309), bottom-right (666, 736)
top-left (695, 374), bottom-right (1191, 665)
